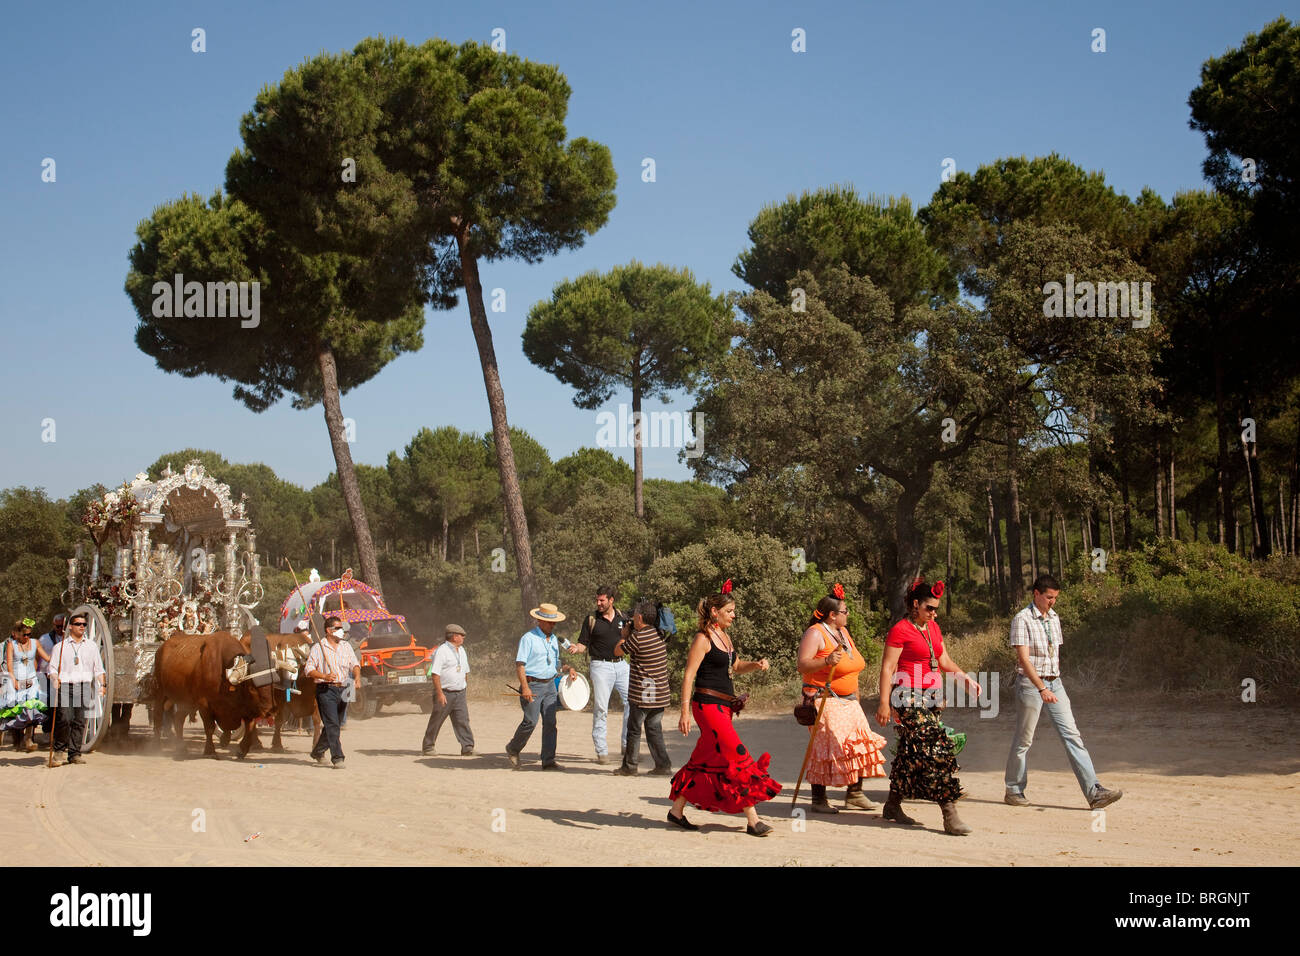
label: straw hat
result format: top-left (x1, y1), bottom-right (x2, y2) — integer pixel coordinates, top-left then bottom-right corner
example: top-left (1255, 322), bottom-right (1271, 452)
top-left (529, 603), bottom-right (566, 623)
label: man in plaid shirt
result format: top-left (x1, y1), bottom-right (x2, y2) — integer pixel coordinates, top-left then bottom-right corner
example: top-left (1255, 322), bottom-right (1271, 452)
top-left (1004, 574), bottom-right (1123, 810)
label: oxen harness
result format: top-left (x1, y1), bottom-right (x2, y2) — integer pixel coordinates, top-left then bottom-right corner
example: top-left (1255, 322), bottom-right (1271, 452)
top-left (225, 628), bottom-right (314, 693)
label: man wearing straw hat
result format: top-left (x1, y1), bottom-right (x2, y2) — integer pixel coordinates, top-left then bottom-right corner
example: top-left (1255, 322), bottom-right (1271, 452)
top-left (505, 603), bottom-right (577, 770)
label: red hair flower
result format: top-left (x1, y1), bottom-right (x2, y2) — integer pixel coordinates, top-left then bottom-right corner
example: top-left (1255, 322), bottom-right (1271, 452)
top-left (911, 577), bottom-right (925, 589)
top-left (721, 578), bottom-right (733, 595)
top-left (831, 582), bottom-right (845, 600)
top-left (930, 580), bottom-right (945, 599)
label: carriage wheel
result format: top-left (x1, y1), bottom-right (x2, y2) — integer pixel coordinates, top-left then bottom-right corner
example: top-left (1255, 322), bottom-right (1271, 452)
top-left (67, 604), bottom-right (115, 753)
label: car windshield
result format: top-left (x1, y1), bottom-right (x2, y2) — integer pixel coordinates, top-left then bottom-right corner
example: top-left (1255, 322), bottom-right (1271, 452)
top-left (319, 591), bottom-right (381, 613)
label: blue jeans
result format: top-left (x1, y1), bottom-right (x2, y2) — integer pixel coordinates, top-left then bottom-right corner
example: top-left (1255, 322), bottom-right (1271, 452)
top-left (313, 684), bottom-right (347, 763)
top-left (507, 677), bottom-right (558, 763)
top-left (589, 659), bottom-right (629, 756)
top-left (1005, 676), bottom-right (1100, 800)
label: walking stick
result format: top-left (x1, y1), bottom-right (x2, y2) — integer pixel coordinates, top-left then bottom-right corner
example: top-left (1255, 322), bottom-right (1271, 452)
top-left (790, 660), bottom-right (838, 807)
top-left (47, 640), bottom-right (66, 768)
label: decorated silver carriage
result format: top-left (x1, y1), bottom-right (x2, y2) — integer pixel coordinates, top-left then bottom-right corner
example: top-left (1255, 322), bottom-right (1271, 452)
top-left (61, 460), bottom-right (264, 751)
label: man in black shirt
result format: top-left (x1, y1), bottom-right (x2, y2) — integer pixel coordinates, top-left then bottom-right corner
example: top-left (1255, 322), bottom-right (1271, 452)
top-left (567, 586), bottom-right (630, 764)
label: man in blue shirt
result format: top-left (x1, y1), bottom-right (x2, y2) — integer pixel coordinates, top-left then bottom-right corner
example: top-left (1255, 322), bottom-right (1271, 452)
top-left (505, 603), bottom-right (578, 770)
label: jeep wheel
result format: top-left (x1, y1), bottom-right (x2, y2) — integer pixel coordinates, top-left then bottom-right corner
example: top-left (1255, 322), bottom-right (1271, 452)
top-left (353, 687), bottom-right (378, 720)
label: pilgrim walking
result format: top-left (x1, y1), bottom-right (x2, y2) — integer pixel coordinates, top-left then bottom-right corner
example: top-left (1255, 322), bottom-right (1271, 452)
top-left (668, 580), bottom-right (781, 836)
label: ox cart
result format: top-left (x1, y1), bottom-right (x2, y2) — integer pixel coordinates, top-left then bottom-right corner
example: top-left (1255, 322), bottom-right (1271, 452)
top-left (61, 461), bottom-right (267, 752)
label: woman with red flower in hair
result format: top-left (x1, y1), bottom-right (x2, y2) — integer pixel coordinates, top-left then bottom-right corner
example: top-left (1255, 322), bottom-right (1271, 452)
top-left (797, 583), bottom-right (888, 813)
top-left (875, 578), bottom-right (982, 835)
top-left (667, 580), bottom-right (781, 836)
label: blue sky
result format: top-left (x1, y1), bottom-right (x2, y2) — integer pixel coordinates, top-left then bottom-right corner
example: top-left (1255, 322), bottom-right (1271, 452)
top-left (0, 0), bottom-right (1290, 499)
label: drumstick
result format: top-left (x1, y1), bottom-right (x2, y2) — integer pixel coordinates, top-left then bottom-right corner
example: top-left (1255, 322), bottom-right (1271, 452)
top-left (791, 660), bottom-right (838, 806)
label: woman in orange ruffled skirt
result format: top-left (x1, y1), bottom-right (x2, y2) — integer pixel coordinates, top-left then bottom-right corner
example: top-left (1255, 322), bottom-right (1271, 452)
top-left (797, 583), bottom-right (888, 813)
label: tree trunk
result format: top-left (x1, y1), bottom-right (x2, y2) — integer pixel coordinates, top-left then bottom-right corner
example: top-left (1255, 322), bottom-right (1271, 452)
top-left (331, 538), bottom-right (336, 575)
top-left (1005, 429), bottom-right (1024, 607)
top-left (458, 233), bottom-right (538, 615)
top-left (1060, 511), bottom-right (1070, 568)
top-left (945, 518), bottom-right (952, 616)
top-left (317, 343), bottom-right (382, 591)
top-left (1154, 432), bottom-right (1165, 540)
top-left (1027, 510), bottom-right (1038, 580)
top-left (890, 482), bottom-right (928, 622)
top-left (1240, 396), bottom-right (1270, 559)
top-left (632, 373), bottom-right (645, 520)
top-left (440, 508), bottom-right (449, 562)
top-left (474, 525), bottom-right (480, 558)
top-left (1108, 504), bottom-right (1116, 554)
top-left (1168, 449), bottom-right (1177, 541)
top-left (1289, 426), bottom-right (1300, 556)
top-left (1046, 509), bottom-right (1055, 577)
top-left (1280, 481), bottom-right (1290, 557)
top-left (987, 486), bottom-right (1008, 614)
top-left (1214, 352), bottom-right (1232, 550)
top-left (1119, 438), bottom-right (1133, 549)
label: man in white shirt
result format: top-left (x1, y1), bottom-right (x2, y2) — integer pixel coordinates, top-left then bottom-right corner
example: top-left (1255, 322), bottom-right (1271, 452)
top-left (421, 624), bottom-right (474, 756)
top-left (48, 614), bottom-right (106, 765)
top-left (304, 616), bottom-right (361, 769)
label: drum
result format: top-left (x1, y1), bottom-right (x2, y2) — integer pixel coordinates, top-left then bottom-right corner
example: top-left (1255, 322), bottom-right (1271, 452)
top-left (557, 671), bottom-right (590, 711)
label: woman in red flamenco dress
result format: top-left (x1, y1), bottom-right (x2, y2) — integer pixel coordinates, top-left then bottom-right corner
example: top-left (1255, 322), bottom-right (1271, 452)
top-left (667, 581), bottom-right (781, 836)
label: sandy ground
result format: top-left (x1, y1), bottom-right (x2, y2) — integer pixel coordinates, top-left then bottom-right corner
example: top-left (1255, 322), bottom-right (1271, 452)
top-left (5, 691), bottom-right (1298, 866)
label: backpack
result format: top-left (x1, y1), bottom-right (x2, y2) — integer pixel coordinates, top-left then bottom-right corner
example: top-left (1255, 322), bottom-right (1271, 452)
top-left (656, 603), bottom-right (677, 639)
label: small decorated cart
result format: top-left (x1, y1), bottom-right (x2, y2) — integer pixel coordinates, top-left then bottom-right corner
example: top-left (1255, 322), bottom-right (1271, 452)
top-left (278, 571), bottom-right (432, 718)
top-left (61, 460), bottom-right (265, 751)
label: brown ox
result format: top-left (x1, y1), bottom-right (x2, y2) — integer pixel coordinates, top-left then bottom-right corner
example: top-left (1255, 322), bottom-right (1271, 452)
top-left (234, 631), bottom-right (320, 753)
top-left (152, 632), bottom-right (276, 758)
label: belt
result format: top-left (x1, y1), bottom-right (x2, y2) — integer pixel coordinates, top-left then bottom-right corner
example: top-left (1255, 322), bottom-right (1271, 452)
top-left (526, 675), bottom-right (556, 682)
top-left (1039, 675), bottom-right (1058, 681)
top-left (443, 688), bottom-right (465, 693)
top-left (591, 657), bottom-right (623, 663)
top-left (693, 687), bottom-right (737, 703)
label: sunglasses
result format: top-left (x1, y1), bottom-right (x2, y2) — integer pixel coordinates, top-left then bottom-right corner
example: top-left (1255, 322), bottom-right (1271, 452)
top-left (69, 621), bottom-right (87, 627)
top-left (922, 605), bottom-right (940, 613)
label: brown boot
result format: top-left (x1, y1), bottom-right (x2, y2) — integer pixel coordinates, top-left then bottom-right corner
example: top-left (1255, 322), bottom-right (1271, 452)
top-left (809, 783), bottom-right (839, 814)
top-left (23, 727), bottom-right (38, 752)
top-left (940, 801), bottom-right (972, 835)
top-left (882, 788), bottom-right (920, 826)
top-left (844, 779), bottom-right (878, 811)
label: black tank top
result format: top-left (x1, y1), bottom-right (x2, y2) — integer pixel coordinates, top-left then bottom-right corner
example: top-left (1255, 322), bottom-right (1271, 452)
top-left (695, 639), bottom-right (736, 696)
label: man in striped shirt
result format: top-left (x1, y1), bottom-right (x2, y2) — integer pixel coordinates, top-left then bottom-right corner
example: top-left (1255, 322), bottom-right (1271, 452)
top-left (1005, 574), bottom-right (1122, 810)
top-left (612, 599), bottom-right (673, 777)
top-left (305, 616), bottom-right (361, 769)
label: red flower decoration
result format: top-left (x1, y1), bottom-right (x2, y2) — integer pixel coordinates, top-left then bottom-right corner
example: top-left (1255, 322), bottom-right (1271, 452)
top-left (911, 577), bottom-right (924, 589)
top-left (832, 582), bottom-right (845, 600)
top-left (721, 578), bottom-right (733, 595)
top-left (931, 580), bottom-right (945, 599)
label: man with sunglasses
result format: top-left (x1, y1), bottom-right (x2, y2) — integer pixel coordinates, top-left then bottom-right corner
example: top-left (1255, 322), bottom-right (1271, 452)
top-left (48, 615), bottom-right (106, 765)
top-left (1004, 574), bottom-right (1123, 810)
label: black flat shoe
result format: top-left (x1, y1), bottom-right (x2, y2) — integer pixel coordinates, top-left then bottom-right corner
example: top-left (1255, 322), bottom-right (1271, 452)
top-left (746, 821), bottom-right (772, 837)
top-left (666, 811), bottom-right (699, 831)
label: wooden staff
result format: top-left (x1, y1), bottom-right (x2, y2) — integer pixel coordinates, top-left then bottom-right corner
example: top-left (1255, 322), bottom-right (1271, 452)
top-left (47, 638), bottom-right (67, 768)
top-left (790, 660), bottom-right (838, 806)
top-left (286, 560), bottom-right (325, 645)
